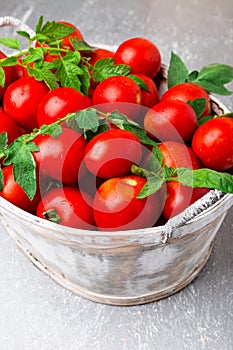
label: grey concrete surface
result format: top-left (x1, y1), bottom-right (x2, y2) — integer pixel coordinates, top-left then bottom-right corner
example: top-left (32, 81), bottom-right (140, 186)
top-left (0, 1), bottom-right (232, 349)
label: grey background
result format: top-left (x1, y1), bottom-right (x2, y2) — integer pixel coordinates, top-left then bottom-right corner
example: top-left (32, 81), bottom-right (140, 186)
top-left (0, 0), bottom-right (233, 349)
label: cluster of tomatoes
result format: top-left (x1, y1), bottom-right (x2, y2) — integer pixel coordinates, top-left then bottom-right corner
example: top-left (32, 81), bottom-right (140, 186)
top-left (0, 20), bottom-right (232, 231)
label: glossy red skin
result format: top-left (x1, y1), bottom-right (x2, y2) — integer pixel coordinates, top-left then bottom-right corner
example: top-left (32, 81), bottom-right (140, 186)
top-left (36, 187), bottom-right (95, 229)
top-left (93, 175), bottom-right (161, 231)
top-left (0, 107), bottom-right (21, 144)
top-left (84, 129), bottom-right (142, 178)
top-left (33, 128), bottom-right (87, 185)
top-left (133, 73), bottom-right (159, 108)
top-left (3, 77), bottom-right (49, 131)
top-left (87, 48), bottom-right (115, 66)
top-left (92, 75), bottom-right (142, 120)
top-left (158, 141), bottom-right (201, 169)
top-left (57, 21), bottom-right (84, 49)
top-left (0, 165), bottom-right (41, 214)
top-left (37, 87), bottom-right (92, 126)
top-left (161, 82), bottom-right (211, 117)
top-left (162, 181), bottom-right (209, 219)
top-left (192, 117), bottom-right (233, 171)
top-left (144, 99), bottom-right (198, 142)
top-left (114, 37), bottom-right (161, 78)
top-left (0, 51), bottom-right (17, 100)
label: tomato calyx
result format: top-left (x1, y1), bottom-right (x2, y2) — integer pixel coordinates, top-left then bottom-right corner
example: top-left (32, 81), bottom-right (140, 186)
top-left (42, 208), bottom-right (61, 224)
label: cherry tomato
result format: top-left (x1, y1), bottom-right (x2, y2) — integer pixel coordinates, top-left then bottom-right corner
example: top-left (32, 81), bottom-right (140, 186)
top-left (114, 37), bottom-right (161, 78)
top-left (144, 99), bottom-right (198, 142)
top-left (0, 107), bottom-right (21, 144)
top-left (192, 117), bottom-right (233, 171)
top-left (158, 141), bottom-right (201, 169)
top-left (93, 175), bottom-right (161, 231)
top-left (33, 127), bottom-right (87, 185)
top-left (36, 186), bottom-right (95, 229)
top-left (0, 165), bottom-right (41, 213)
top-left (0, 51), bottom-right (16, 100)
top-left (57, 21), bottom-right (84, 49)
top-left (161, 82), bottom-right (211, 117)
top-left (162, 180), bottom-right (209, 219)
top-left (84, 129), bottom-right (142, 178)
top-left (37, 87), bottom-right (92, 126)
top-left (86, 48), bottom-right (115, 66)
top-left (3, 77), bottom-right (49, 131)
top-left (133, 73), bottom-right (159, 108)
top-left (92, 75), bottom-right (142, 120)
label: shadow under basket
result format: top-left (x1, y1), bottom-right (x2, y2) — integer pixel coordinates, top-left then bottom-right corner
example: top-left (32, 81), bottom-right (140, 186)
top-left (0, 16), bottom-right (233, 305)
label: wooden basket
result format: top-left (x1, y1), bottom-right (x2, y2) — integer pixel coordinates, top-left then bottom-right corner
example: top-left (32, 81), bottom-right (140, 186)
top-left (0, 17), bottom-right (232, 305)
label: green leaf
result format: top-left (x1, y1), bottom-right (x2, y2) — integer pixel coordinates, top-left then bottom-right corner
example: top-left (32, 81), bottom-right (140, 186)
top-left (173, 167), bottom-right (233, 193)
top-left (78, 64), bottom-right (91, 96)
top-left (85, 124), bottom-right (109, 142)
top-left (193, 64), bottom-right (233, 95)
top-left (0, 56), bottom-right (17, 67)
top-left (37, 20), bottom-right (75, 43)
top-left (27, 66), bottom-right (59, 90)
top-left (55, 54), bottom-right (85, 91)
top-left (127, 74), bottom-right (150, 91)
top-left (107, 110), bottom-right (138, 129)
top-left (0, 168), bottom-right (4, 191)
top-left (35, 15), bottom-right (44, 34)
top-left (167, 52), bottom-right (189, 88)
top-left (137, 174), bottom-right (165, 199)
top-left (92, 58), bottom-right (131, 82)
top-left (40, 124), bottom-right (63, 138)
top-left (70, 37), bottom-right (94, 51)
top-left (0, 66), bottom-right (5, 88)
top-left (0, 132), bottom-right (8, 150)
top-left (23, 47), bottom-right (45, 64)
top-left (187, 98), bottom-right (206, 120)
top-left (0, 37), bottom-right (21, 50)
top-left (188, 70), bottom-right (199, 81)
top-left (3, 140), bottom-right (39, 199)
top-left (16, 30), bottom-right (31, 40)
top-left (147, 146), bottom-right (163, 172)
top-left (67, 108), bottom-right (100, 132)
top-left (123, 124), bottom-right (158, 147)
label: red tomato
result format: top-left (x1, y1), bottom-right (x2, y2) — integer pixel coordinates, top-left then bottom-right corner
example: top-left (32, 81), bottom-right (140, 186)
top-left (192, 117), bottom-right (233, 171)
top-left (158, 141), bottom-right (201, 169)
top-left (57, 21), bottom-right (84, 49)
top-left (161, 82), bottom-right (211, 117)
top-left (144, 99), bottom-right (198, 142)
top-left (84, 129), bottom-right (142, 178)
top-left (162, 181), bottom-right (209, 219)
top-left (86, 48), bottom-right (115, 66)
top-left (92, 75), bottom-right (142, 120)
top-left (0, 51), bottom-right (16, 100)
top-left (114, 37), bottom-right (161, 78)
top-left (93, 175), bottom-right (161, 231)
top-left (33, 128), bottom-right (87, 185)
top-left (0, 165), bottom-right (41, 214)
top-left (0, 107), bottom-right (21, 144)
top-left (37, 87), bottom-right (92, 126)
top-left (36, 187), bottom-right (95, 229)
top-left (3, 77), bottom-right (49, 131)
top-left (133, 73), bottom-right (159, 108)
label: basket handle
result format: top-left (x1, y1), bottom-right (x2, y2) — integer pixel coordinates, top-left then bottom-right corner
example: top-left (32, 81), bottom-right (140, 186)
top-left (0, 16), bottom-right (35, 37)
